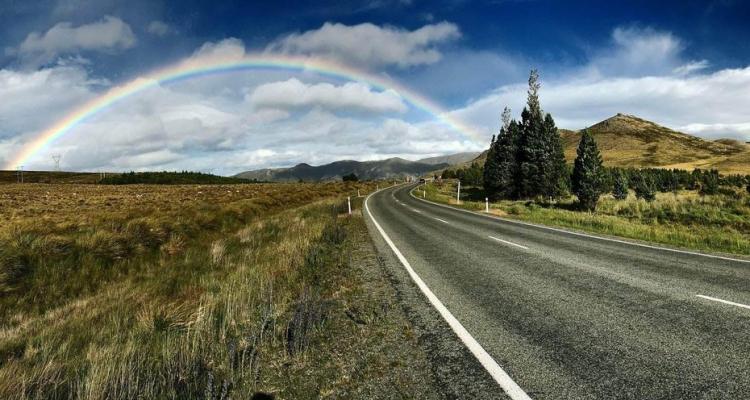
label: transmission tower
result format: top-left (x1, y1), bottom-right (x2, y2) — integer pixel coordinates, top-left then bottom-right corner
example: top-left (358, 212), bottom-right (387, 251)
top-left (51, 154), bottom-right (61, 171)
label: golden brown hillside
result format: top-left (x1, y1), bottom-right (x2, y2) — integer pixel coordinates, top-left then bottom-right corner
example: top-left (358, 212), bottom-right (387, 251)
top-left (471, 114), bottom-right (750, 174)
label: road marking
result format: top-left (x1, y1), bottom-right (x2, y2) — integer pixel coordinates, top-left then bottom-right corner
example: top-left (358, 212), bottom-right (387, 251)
top-left (365, 189), bottom-right (532, 400)
top-left (412, 208), bottom-right (422, 213)
top-left (696, 295), bottom-right (750, 310)
top-left (409, 189), bottom-right (750, 264)
top-left (489, 235), bottom-right (529, 250)
top-left (434, 217), bottom-right (450, 224)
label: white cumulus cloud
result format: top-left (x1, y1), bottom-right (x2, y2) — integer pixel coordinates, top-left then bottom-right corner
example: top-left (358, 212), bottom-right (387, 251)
top-left (248, 78), bottom-right (408, 114)
top-left (266, 21), bottom-right (460, 68)
top-left (12, 16), bottom-right (136, 66)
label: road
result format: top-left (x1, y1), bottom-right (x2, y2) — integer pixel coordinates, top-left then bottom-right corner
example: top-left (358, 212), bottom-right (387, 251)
top-left (364, 184), bottom-right (750, 399)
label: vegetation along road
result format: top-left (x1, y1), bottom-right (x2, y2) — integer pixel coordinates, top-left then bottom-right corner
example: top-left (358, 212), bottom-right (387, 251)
top-left (365, 183), bottom-right (750, 400)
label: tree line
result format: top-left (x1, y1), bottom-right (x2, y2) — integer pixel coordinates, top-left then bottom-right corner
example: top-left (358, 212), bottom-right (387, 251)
top-left (442, 70), bottom-right (750, 211)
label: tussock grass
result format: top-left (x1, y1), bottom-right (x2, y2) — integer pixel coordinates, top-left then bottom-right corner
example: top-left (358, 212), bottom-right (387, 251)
top-left (0, 182), bottom-right (385, 398)
top-left (423, 181), bottom-right (750, 256)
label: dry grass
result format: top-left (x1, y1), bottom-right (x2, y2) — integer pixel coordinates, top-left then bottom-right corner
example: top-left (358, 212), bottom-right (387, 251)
top-left (423, 181), bottom-right (750, 256)
top-left (0, 181), bottom-right (409, 399)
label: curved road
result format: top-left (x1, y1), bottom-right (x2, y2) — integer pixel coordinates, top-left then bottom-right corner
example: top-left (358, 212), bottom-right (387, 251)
top-left (365, 184), bottom-right (750, 399)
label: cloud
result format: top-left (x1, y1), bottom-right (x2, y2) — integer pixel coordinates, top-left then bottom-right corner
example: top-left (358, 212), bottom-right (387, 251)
top-left (248, 78), bottom-right (408, 114)
top-left (585, 26), bottom-right (708, 78)
top-left (11, 16), bottom-right (136, 65)
top-left (147, 20), bottom-right (172, 37)
top-left (266, 21), bottom-right (460, 68)
top-left (452, 65), bottom-right (750, 141)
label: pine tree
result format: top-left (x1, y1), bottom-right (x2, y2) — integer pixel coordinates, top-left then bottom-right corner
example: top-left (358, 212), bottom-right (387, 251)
top-left (571, 129), bottom-right (605, 211)
top-left (516, 69), bottom-right (567, 200)
top-left (633, 172), bottom-right (656, 201)
top-left (699, 169), bottom-right (719, 195)
top-left (517, 71), bottom-right (546, 198)
top-left (612, 169), bottom-right (629, 200)
top-left (495, 120), bottom-right (520, 198)
top-left (541, 112), bottom-right (569, 199)
top-left (482, 133), bottom-right (499, 194)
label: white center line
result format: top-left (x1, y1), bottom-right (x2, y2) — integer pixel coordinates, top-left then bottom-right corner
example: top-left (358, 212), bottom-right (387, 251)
top-left (696, 295), bottom-right (750, 310)
top-left (434, 217), bottom-right (449, 224)
top-left (488, 235), bottom-right (529, 250)
top-left (412, 208), bottom-right (422, 213)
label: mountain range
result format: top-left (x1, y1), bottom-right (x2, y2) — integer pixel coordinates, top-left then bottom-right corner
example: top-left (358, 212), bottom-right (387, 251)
top-left (235, 158), bottom-right (449, 182)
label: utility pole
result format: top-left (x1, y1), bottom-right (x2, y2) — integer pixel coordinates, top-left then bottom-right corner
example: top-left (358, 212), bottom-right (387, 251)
top-left (456, 180), bottom-right (461, 204)
top-left (51, 154), bottom-right (61, 171)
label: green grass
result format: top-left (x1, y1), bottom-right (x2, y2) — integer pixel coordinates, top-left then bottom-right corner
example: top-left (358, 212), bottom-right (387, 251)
top-left (419, 181), bottom-right (750, 256)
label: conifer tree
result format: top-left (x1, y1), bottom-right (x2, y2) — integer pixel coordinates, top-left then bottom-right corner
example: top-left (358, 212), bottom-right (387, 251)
top-left (571, 129), bottom-right (605, 211)
top-left (541, 112), bottom-right (569, 199)
top-left (517, 71), bottom-right (546, 198)
top-left (483, 107), bottom-right (516, 199)
top-left (633, 172), bottom-right (656, 201)
top-left (612, 169), bottom-right (629, 200)
top-left (516, 69), bottom-right (567, 200)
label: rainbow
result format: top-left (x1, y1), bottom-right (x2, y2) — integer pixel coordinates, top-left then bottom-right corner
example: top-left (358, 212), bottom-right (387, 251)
top-left (6, 54), bottom-right (484, 170)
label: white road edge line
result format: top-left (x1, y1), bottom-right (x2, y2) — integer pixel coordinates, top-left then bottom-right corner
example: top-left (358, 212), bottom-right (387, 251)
top-left (366, 189), bottom-right (532, 400)
top-left (409, 188), bottom-right (750, 264)
top-left (434, 217), bottom-right (450, 224)
top-left (696, 295), bottom-right (750, 310)
top-left (488, 235), bottom-right (529, 250)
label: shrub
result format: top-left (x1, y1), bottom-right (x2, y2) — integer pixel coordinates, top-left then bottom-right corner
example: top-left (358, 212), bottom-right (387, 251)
top-left (342, 173), bottom-right (358, 182)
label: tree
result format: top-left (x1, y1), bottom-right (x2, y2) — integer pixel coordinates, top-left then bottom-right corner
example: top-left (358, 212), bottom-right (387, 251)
top-left (699, 169), bottom-right (719, 195)
top-left (342, 172), bottom-right (358, 182)
top-left (612, 169), bottom-right (629, 200)
top-left (541, 112), bottom-right (569, 199)
top-left (571, 129), bottom-right (605, 211)
top-left (483, 107), bottom-right (512, 199)
top-left (633, 172), bottom-right (656, 201)
top-left (515, 69), bottom-right (567, 200)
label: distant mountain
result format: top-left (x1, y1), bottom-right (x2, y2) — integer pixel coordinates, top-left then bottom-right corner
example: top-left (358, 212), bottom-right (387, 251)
top-left (470, 114), bottom-right (750, 175)
top-left (235, 157), bottom-right (448, 182)
top-left (416, 152), bottom-right (481, 166)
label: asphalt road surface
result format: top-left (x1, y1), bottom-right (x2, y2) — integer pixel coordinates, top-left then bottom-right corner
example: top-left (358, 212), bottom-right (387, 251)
top-left (364, 184), bottom-right (750, 400)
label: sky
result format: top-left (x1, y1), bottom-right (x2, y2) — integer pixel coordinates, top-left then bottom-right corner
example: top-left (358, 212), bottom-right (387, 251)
top-left (1, 0), bottom-right (749, 174)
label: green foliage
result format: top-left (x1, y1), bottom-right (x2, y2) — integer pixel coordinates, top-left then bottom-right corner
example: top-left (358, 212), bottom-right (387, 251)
top-left (571, 129), bottom-right (605, 211)
top-left (632, 173), bottom-right (656, 201)
top-left (612, 169), bottom-right (629, 200)
top-left (342, 172), bottom-right (358, 182)
top-left (699, 169), bottom-right (720, 195)
top-left (483, 111), bottom-right (520, 200)
top-left (101, 171), bottom-right (255, 185)
top-left (484, 70), bottom-right (568, 200)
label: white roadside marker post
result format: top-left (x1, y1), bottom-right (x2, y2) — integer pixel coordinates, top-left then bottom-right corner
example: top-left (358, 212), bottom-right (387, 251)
top-left (347, 196), bottom-right (352, 215)
top-left (423, 188), bottom-right (426, 198)
top-left (457, 180), bottom-right (461, 205)
top-left (357, 189), bottom-right (360, 197)
top-left (376, 184), bottom-right (379, 191)
top-left (486, 197), bottom-right (489, 213)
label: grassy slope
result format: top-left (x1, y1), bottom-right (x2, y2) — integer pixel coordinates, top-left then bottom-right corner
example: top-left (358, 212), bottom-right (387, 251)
top-left (0, 183), bottom-right (439, 399)
top-left (468, 114), bottom-right (750, 175)
top-left (420, 181), bottom-right (750, 256)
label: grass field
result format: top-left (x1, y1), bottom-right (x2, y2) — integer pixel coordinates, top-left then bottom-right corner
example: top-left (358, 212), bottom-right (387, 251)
top-left (0, 182), bottom-right (438, 399)
top-left (420, 180), bottom-right (750, 256)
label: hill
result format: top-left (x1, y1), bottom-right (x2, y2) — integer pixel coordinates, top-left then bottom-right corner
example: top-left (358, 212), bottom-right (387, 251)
top-left (416, 152), bottom-right (481, 165)
top-left (471, 114), bottom-right (750, 175)
top-left (236, 157), bottom-right (448, 182)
